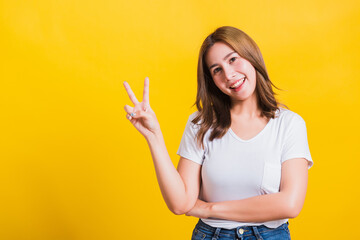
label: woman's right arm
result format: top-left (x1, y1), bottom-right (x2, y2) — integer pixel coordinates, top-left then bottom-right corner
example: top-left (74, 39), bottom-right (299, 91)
top-left (123, 77), bottom-right (201, 215)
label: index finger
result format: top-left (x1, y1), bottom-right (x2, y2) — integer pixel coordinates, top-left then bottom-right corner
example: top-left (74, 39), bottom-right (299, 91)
top-left (123, 81), bottom-right (140, 105)
top-left (143, 77), bottom-right (150, 106)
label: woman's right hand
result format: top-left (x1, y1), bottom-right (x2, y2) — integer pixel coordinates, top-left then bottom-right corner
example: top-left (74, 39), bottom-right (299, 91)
top-left (123, 77), bottom-right (161, 140)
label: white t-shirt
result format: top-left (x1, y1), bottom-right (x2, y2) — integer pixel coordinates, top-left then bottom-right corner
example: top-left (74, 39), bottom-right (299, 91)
top-left (177, 108), bottom-right (313, 229)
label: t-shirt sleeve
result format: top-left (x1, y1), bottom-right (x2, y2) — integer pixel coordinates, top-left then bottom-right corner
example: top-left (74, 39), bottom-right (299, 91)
top-left (176, 114), bottom-right (205, 165)
top-left (281, 115), bottom-right (313, 169)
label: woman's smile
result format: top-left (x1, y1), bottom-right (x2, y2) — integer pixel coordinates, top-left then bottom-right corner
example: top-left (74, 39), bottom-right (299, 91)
top-left (229, 77), bottom-right (246, 91)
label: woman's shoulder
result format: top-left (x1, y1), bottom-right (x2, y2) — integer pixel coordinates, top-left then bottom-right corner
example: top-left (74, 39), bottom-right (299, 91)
top-left (275, 107), bottom-right (306, 125)
top-left (185, 111), bottom-right (213, 139)
top-left (186, 111), bottom-right (205, 125)
top-left (183, 111), bottom-right (202, 131)
top-left (188, 111), bottom-right (199, 121)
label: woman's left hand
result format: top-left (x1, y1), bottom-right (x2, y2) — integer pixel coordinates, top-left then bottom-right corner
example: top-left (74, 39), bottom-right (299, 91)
top-left (185, 199), bottom-right (211, 219)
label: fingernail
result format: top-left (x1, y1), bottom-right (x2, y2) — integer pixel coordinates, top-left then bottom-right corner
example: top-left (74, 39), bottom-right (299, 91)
top-left (130, 112), bottom-right (136, 117)
top-left (123, 81), bottom-right (127, 84)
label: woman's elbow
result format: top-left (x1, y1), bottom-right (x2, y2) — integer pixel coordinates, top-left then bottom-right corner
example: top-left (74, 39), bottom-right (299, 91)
top-left (170, 207), bottom-right (190, 215)
top-left (170, 207), bottom-right (185, 215)
top-left (169, 202), bottom-right (195, 215)
top-left (284, 200), bottom-right (304, 219)
top-left (166, 202), bottom-right (183, 215)
top-left (166, 202), bottom-right (187, 215)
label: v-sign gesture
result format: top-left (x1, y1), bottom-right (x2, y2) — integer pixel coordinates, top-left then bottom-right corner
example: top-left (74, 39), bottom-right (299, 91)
top-left (123, 77), bottom-right (202, 217)
top-left (123, 77), bottom-right (161, 139)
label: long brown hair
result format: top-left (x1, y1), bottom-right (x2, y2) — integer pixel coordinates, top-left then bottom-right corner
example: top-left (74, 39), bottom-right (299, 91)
top-left (193, 26), bottom-right (284, 148)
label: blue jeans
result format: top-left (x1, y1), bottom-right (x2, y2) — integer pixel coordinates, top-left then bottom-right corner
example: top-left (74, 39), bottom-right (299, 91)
top-left (191, 219), bottom-right (291, 240)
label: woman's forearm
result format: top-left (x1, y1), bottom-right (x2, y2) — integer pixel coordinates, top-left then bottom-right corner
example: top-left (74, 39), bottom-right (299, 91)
top-left (146, 130), bottom-right (194, 215)
top-left (123, 79), bottom-right (197, 215)
top-left (206, 192), bottom-right (302, 222)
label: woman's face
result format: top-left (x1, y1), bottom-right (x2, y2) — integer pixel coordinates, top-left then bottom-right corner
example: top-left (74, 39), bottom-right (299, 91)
top-left (205, 41), bottom-right (257, 103)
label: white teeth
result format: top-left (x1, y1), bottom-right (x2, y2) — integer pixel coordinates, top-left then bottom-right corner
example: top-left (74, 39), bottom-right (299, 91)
top-left (230, 78), bottom-right (245, 89)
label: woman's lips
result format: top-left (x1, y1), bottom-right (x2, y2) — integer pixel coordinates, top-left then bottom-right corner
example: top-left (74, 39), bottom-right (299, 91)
top-left (229, 77), bottom-right (246, 89)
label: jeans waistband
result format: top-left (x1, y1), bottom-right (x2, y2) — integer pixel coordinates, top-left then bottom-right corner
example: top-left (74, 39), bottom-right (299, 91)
top-left (195, 219), bottom-right (289, 238)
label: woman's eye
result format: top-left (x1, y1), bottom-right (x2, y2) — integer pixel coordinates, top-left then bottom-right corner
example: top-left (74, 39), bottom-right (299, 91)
top-left (229, 57), bottom-right (236, 63)
top-left (213, 68), bottom-right (221, 74)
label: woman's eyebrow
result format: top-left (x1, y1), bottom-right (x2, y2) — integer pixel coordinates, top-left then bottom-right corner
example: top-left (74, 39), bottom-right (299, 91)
top-left (209, 51), bottom-right (236, 70)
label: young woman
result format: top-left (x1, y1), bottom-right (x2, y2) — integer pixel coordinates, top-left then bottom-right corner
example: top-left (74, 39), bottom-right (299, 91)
top-left (123, 26), bottom-right (313, 240)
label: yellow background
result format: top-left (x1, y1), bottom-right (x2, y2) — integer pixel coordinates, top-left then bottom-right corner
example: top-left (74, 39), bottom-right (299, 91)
top-left (1, 0), bottom-right (359, 239)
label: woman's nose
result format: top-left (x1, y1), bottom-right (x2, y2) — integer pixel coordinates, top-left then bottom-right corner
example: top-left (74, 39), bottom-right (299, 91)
top-left (224, 67), bottom-right (237, 81)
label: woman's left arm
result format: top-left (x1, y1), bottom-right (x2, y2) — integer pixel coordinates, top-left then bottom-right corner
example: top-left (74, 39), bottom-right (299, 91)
top-left (186, 158), bottom-right (309, 222)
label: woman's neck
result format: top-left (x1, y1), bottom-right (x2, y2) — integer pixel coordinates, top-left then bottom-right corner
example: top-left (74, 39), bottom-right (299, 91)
top-left (230, 94), bottom-right (261, 119)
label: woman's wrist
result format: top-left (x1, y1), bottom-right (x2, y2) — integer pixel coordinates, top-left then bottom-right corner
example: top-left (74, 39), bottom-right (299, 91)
top-left (206, 202), bottom-right (215, 219)
top-left (186, 200), bottom-right (214, 219)
top-left (145, 128), bottom-right (163, 145)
